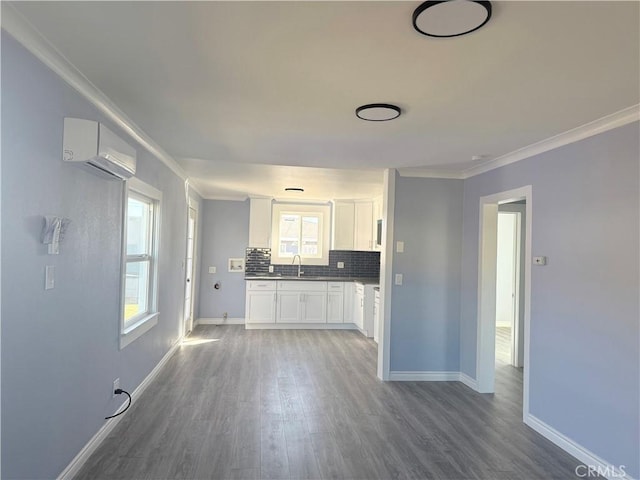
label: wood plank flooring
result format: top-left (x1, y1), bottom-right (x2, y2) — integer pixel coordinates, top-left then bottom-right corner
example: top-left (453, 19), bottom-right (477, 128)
top-left (495, 327), bottom-right (512, 364)
top-left (75, 326), bottom-right (583, 479)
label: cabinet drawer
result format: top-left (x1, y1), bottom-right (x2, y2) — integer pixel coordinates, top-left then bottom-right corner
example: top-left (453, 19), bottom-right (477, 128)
top-left (246, 280), bottom-right (276, 291)
top-left (328, 282), bottom-right (345, 292)
top-left (277, 281), bottom-right (327, 291)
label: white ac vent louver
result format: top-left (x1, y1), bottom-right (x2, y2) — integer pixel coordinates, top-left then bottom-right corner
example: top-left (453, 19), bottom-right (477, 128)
top-left (63, 117), bottom-right (136, 180)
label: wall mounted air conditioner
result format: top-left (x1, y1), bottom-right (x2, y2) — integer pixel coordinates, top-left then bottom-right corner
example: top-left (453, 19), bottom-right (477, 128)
top-left (63, 117), bottom-right (136, 180)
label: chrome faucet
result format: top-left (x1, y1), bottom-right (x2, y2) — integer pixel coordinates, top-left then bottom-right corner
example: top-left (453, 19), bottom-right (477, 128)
top-left (292, 254), bottom-right (303, 277)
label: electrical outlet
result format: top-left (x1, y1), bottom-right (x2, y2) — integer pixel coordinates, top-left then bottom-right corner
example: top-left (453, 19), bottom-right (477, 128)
top-left (223, 312), bottom-right (228, 321)
top-left (268, 265), bottom-right (274, 273)
top-left (533, 256), bottom-right (547, 266)
top-left (395, 273), bottom-right (403, 285)
top-left (112, 378), bottom-right (120, 397)
top-left (337, 261), bottom-right (345, 269)
top-left (208, 266), bottom-right (216, 274)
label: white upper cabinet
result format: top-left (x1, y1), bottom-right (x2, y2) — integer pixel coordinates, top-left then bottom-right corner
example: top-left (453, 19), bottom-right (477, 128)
top-left (354, 201), bottom-right (374, 251)
top-left (332, 199), bottom-right (378, 251)
top-left (248, 197), bottom-right (272, 248)
top-left (333, 201), bottom-right (355, 250)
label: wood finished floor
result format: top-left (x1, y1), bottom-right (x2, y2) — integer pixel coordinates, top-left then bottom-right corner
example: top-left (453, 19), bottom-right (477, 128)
top-left (495, 327), bottom-right (512, 365)
top-left (76, 326), bottom-right (583, 480)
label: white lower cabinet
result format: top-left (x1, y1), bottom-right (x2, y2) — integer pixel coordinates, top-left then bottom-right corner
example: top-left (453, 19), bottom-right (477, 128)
top-left (277, 281), bottom-right (327, 323)
top-left (245, 281), bottom-right (277, 323)
top-left (246, 279), bottom-right (377, 334)
top-left (353, 283), bottom-right (376, 337)
top-left (373, 289), bottom-right (380, 343)
top-left (277, 291), bottom-right (301, 323)
top-left (327, 282), bottom-right (344, 323)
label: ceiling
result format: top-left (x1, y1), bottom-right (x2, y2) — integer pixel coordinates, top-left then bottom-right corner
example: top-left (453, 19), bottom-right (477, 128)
top-left (8, 1), bottom-right (640, 199)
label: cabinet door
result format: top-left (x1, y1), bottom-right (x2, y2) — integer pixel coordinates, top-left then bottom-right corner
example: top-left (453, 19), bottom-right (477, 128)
top-left (247, 292), bottom-right (276, 323)
top-left (277, 292), bottom-right (300, 323)
top-left (327, 292), bottom-right (344, 323)
top-left (249, 198), bottom-right (272, 248)
top-left (353, 292), bottom-right (364, 329)
top-left (354, 201), bottom-right (374, 251)
top-left (333, 201), bottom-right (355, 250)
top-left (373, 298), bottom-right (380, 343)
top-left (301, 292), bottom-right (327, 323)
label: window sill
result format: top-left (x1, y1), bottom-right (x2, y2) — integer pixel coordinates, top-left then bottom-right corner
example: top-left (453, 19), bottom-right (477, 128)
top-left (120, 312), bottom-right (159, 349)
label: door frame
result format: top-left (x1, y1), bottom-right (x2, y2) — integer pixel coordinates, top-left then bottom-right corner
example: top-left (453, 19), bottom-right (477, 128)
top-left (184, 199), bottom-right (198, 337)
top-left (476, 185), bottom-right (532, 419)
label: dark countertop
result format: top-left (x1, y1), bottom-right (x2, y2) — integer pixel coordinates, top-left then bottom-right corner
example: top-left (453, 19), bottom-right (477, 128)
top-left (245, 275), bottom-right (379, 285)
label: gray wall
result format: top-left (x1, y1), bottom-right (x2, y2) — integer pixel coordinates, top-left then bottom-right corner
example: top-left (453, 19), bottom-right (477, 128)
top-left (1, 33), bottom-right (200, 479)
top-left (198, 199), bottom-right (249, 319)
top-left (390, 176), bottom-right (463, 372)
top-left (460, 122), bottom-right (639, 477)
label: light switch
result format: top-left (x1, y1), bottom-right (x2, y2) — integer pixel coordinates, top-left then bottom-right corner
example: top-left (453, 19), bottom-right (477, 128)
top-left (533, 256), bottom-right (547, 266)
top-left (208, 266), bottom-right (216, 274)
top-left (395, 273), bottom-right (403, 285)
top-left (337, 262), bottom-right (345, 269)
top-left (396, 241), bottom-right (404, 253)
top-left (45, 265), bottom-right (55, 290)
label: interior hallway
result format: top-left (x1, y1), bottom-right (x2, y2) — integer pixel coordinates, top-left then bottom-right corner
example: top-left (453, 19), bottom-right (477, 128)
top-left (76, 325), bottom-right (582, 479)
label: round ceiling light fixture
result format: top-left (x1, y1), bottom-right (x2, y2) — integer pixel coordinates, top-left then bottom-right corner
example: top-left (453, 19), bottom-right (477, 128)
top-left (355, 103), bottom-right (402, 122)
top-left (412, 0), bottom-right (492, 38)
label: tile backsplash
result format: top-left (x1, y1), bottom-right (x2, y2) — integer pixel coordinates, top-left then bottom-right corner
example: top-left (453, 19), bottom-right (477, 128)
top-left (245, 248), bottom-right (380, 278)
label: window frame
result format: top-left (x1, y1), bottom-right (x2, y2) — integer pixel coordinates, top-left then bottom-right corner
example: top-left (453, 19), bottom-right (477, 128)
top-left (270, 202), bottom-right (331, 266)
top-left (119, 178), bottom-right (162, 349)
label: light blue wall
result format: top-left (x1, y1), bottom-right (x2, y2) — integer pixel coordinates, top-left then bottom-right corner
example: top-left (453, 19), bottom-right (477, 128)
top-left (460, 122), bottom-right (639, 477)
top-left (1, 33), bottom-right (200, 479)
top-left (390, 176), bottom-right (463, 372)
top-left (198, 199), bottom-right (249, 319)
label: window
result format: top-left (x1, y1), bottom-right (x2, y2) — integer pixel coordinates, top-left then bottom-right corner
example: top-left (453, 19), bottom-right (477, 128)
top-left (271, 203), bottom-right (331, 265)
top-left (120, 178), bottom-right (161, 349)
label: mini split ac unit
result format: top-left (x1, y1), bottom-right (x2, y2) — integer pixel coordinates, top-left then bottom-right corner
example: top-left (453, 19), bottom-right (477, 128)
top-left (63, 117), bottom-right (136, 180)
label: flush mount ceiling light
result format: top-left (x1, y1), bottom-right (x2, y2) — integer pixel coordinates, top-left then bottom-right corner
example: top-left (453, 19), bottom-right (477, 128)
top-left (412, 0), bottom-right (492, 38)
top-left (355, 104), bottom-right (401, 122)
top-left (284, 187), bottom-right (304, 192)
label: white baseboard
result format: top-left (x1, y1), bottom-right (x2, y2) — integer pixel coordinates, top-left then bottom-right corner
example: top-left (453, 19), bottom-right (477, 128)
top-left (245, 322), bottom-right (357, 330)
top-left (57, 340), bottom-right (182, 480)
top-left (458, 372), bottom-right (479, 391)
top-left (196, 317), bottom-right (245, 325)
top-left (389, 371), bottom-right (460, 381)
top-left (525, 414), bottom-right (634, 480)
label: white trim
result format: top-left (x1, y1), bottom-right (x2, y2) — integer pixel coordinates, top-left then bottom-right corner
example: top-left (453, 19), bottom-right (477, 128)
top-left (244, 323), bottom-right (357, 330)
top-left (387, 106), bottom-right (640, 181)
top-left (120, 313), bottom-right (159, 350)
top-left (196, 317), bottom-right (246, 325)
top-left (525, 414), bottom-right (635, 480)
top-left (397, 168), bottom-right (465, 179)
top-left (389, 371), bottom-right (460, 381)
top-left (1, 5), bottom-right (203, 198)
top-left (458, 372), bottom-right (479, 391)
top-left (377, 169), bottom-right (396, 381)
top-left (463, 105), bottom-right (639, 178)
top-left (476, 186), bottom-right (532, 420)
top-left (57, 341), bottom-right (181, 480)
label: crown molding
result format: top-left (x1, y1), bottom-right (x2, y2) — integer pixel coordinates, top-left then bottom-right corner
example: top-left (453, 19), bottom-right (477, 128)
top-left (1, 3), bottom-right (199, 190)
top-left (397, 168), bottom-right (465, 179)
top-left (462, 104), bottom-right (640, 179)
top-left (204, 194), bottom-right (250, 202)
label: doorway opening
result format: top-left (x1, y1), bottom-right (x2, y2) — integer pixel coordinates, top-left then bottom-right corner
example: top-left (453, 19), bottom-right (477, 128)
top-left (476, 186), bottom-right (532, 418)
top-left (495, 202), bottom-right (526, 368)
top-left (184, 204), bottom-right (198, 337)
